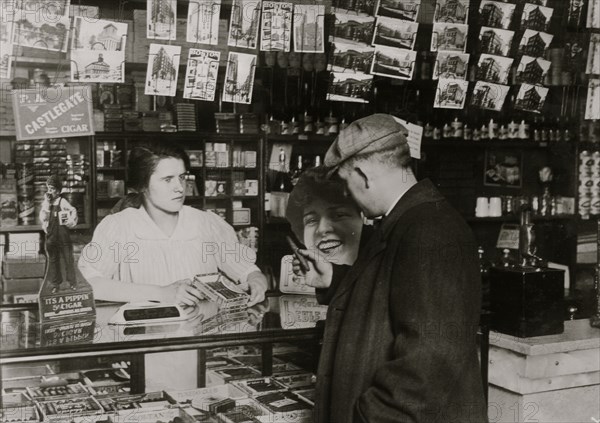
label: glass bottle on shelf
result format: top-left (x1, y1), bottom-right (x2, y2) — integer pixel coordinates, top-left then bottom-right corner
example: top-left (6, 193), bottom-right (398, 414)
top-left (274, 148), bottom-right (291, 192)
top-left (291, 155), bottom-right (303, 186)
top-left (314, 155), bottom-right (322, 167)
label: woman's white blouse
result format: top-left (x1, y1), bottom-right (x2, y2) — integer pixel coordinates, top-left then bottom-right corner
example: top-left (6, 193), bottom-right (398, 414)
top-left (78, 206), bottom-right (259, 290)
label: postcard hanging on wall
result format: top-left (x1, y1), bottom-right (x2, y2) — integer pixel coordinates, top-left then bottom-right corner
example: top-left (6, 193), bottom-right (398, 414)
top-left (434, 0), bottom-right (469, 24)
top-left (0, 17), bottom-right (13, 79)
top-left (518, 29), bottom-right (553, 58)
top-left (183, 49), bottom-right (220, 101)
top-left (293, 4), bottom-right (325, 53)
top-left (260, 2), bottom-right (292, 52)
top-left (332, 0), bottom-right (373, 16)
top-left (69, 4), bottom-right (99, 19)
top-left (371, 46), bottom-right (416, 80)
top-left (187, 0), bottom-right (221, 45)
top-left (433, 52), bottom-right (469, 80)
top-left (521, 4), bottom-right (553, 32)
top-left (471, 81), bottom-right (510, 111)
top-left (476, 54), bottom-right (513, 85)
top-left (585, 79), bottom-right (600, 119)
top-left (228, 0), bottom-right (261, 49)
top-left (329, 41), bottom-right (374, 74)
top-left (568, 0), bottom-right (584, 27)
top-left (327, 71), bottom-right (372, 103)
top-left (478, 27), bottom-right (514, 56)
top-left (223, 51), bottom-right (256, 104)
top-left (71, 50), bottom-right (125, 83)
top-left (372, 17), bottom-right (418, 50)
top-left (145, 44), bottom-right (181, 97)
top-left (376, 0), bottom-right (420, 22)
top-left (514, 83), bottom-right (549, 113)
top-left (516, 55), bottom-right (551, 85)
top-left (72, 17), bottom-right (127, 51)
top-left (478, 1), bottom-right (515, 29)
top-left (431, 23), bottom-right (468, 52)
top-left (17, 0), bottom-right (71, 16)
top-left (587, 0), bottom-right (600, 28)
top-left (434, 78), bottom-right (468, 109)
top-left (12, 8), bottom-right (70, 52)
top-left (332, 13), bottom-right (374, 45)
top-left (586, 33), bottom-right (600, 75)
top-left (147, 0), bottom-right (177, 40)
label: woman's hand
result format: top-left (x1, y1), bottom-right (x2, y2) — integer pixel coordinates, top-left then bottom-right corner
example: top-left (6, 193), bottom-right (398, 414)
top-left (161, 279), bottom-right (205, 307)
top-left (292, 249), bottom-right (333, 289)
top-left (246, 271), bottom-right (268, 307)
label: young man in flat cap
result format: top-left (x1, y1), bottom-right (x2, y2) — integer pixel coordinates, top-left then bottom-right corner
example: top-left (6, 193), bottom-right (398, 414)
top-left (295, 114), bottom-right (487, 422)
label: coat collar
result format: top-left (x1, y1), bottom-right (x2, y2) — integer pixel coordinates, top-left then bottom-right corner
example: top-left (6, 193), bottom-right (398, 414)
top-left (329, 179), bottom-right (443, 306)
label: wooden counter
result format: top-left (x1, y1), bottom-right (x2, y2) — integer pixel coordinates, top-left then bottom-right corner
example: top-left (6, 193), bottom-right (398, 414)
top-left (488, 319), bottom-right (600, 422)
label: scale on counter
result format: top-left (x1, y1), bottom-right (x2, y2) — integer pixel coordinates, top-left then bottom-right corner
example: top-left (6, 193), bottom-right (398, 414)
top-left (108, 302), bottom-right (192, 325)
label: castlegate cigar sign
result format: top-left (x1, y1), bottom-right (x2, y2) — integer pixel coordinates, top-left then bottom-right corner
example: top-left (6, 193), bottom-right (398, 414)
top-left (12, 85), bottom-right (95, 140)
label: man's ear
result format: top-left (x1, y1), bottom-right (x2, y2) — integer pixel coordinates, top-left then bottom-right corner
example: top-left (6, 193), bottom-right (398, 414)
top-left (354, 167), bottom-right (369, 189)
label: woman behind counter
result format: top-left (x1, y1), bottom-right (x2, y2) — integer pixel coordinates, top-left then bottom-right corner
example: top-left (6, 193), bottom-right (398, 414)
top-left (78, 141), bottom-right (268, 390)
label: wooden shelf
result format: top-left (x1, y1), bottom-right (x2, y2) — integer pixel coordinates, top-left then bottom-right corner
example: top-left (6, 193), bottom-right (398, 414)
top-left (97, 167), bottom-right (126, 171)
top-left (465, 215), bottom-right (576, 223)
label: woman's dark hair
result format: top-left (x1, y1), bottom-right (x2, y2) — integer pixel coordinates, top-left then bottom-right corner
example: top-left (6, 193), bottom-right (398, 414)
top-left (285, 166), bottom-right (360, 244)
top-left (113, 140), bottom-right (190, 212)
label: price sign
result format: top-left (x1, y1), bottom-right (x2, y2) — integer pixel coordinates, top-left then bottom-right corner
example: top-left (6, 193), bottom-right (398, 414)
top-left (497, 223), bottom-right (520, 250)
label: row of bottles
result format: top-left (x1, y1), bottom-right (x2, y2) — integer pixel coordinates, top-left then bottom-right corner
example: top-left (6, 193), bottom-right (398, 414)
top-left (272, 149), bottom-right (322, 193)
top-left (422, 111), bottom-right (575, 143)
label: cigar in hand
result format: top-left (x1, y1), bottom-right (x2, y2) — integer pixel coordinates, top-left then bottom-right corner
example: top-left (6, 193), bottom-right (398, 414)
top-left (286, 236), bottom-right (310, 273)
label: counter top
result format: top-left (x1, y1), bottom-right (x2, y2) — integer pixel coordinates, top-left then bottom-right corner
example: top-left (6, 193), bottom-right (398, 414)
top-left (0, 295), bottom-right (326, 364)
top-left (489, 319), bottom-right (600, 356)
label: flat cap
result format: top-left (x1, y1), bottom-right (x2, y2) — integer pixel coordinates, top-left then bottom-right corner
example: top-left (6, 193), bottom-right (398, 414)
top-left (324, 114), bottom-right (408, 175)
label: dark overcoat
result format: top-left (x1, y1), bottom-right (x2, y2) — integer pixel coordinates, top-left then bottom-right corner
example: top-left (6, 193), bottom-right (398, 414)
top-left (314, 179), bottom-right (488, 423)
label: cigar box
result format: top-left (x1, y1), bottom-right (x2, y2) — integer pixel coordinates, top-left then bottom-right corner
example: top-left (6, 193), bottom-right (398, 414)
top-left (2, 255), bottom-right (46, 279)
top-left (254, 391), bottom-right (312, 417)
top-left (291, 389), bottom-right (315, 407)
top-left (273, 373), bottom-right (315, 390)
top-left (165, 385), bottom-right (247, 408)
top-left (95, 392), bottom-right (174, 413)
top-left (0, 402), bottom-right (40, 423)
top-left (231, 378), bottom-right (287, 397)
top-left (206, 367), bottom-right (261, 386)
top-left (26, 383), bottom-right (89, 400)
top-left (37, 396), bottom-right (103, 421)
top-left (193, 273), bottom-right (250, 310)
top-left (215, 399), bottom-right (268, 423)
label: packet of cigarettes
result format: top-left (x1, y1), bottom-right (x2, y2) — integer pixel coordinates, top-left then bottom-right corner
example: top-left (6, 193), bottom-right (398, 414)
top-left (193, 273), bottom-right (250, 310)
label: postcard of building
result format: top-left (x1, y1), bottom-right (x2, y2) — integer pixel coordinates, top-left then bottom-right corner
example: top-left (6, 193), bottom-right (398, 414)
top-left (187, 0), bottom-right (221, 45)
top-left (329, 41), bottom-right (374, 74)
top-left (514, 82), bottom-right (548, 113)
top-left (145, 43), bottom-right (181, 97)
top-left (0, 17), bottom-right (12, 79)
top-left (372, 17), bottom-right (418, 50)
top-left (147, 0), bottom-right (177, 40)
top-left (327, 71), bottom-right (373, 103)
top-left (371, 45), bottom-right (417, 80)
top-left (585, 79), bottom-right (600, 119)
top-left (331, 12), bottom-right (374, 45)
top-left (12, 8), bottom-right (70, 52)
top-left (434, 0), bottom-right (469, 24)
top-left (478, 0), bottom-right (515, 29)
top-left (228, 0), bottom-right (261, 49)
top-left (476, 54), bottom-right (513, 84)
top-left (586, 33), bottom-right (600, 75)
top-left (517, 29), bottom-right (553, 57)
top-left (332, 0), bottom-right (374, 16)
top-left (183, 48), bottom-right (220, 101)
top-left (478, 26), bottom-right (514, 56)
top-left (72, 17), bottom-right (127, 51)
top-left (223, 51), bottom-right (256, 104)
top-left (16, 0), bottom-right (70, 16)
top-left (516, 55), bottom-right (550, 85)
top-left (521, 3), bottom-right (553, 32)
top-left (471, 81), bottom-right (510, 111)
top-left (376, 0), bottom-right (421, 22)
top-left (71, 50), bottom-right (124, 83)
top-left (431, 22), bottom-right (468, 52)
top-left (68, 4), bottom-right (99, 19)
top-left (260, 1), bottom-right (292, 52)
top-left (293, 4), bottom-right (325, 52)
top-left (433, 52), bottom-right (470, 80)
top-left (587, 0), bottom-right (600, 28)
top-left (434, 78), bottom-right (468, 109)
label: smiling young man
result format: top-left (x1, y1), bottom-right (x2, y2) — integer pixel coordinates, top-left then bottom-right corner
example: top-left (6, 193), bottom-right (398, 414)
top-left (295, 114), bottom-right (488, 423)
